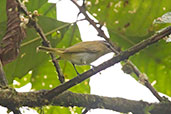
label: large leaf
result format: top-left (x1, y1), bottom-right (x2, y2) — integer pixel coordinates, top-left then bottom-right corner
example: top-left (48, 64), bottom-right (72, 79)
top-left (37, 106), bottom-right (82, 114)
top-left (0, 21), bottom-right (7, 41)
top-left (0, 0), bottom-right (6, 23)
top-left (25, 0), bottom-right (48, 12)
top-left (42, 106), bottom-right (70, 114)
top-left (0, 0), bottom-right (7, 39)
top-left (39, 2), bottom-right (57, 18)
top-left (87, 0), bottom-right (171, 96)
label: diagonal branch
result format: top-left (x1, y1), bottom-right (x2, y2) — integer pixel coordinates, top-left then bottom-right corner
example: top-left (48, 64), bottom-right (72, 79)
top-left (44, 26), bottom-right (171, 99)
top-left (16, 0), bottom-right (65, 83)
top-left (71, 0), bottom-right (165, 102)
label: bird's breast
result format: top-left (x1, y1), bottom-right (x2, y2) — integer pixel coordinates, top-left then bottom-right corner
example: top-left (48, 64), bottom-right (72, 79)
top-left (70, 52), bottom-right (99, 65)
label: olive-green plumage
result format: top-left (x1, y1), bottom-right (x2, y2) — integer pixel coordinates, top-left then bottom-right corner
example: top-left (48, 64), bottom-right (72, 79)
top-left (38, 40), bottom-right (112, 65)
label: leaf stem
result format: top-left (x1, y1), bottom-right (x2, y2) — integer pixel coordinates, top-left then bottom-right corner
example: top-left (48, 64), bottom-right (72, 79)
top-left (21, 23), bottom-right (71, 47)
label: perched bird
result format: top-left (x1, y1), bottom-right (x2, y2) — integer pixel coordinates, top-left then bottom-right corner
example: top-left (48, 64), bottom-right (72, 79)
top-left (37, 40), bottom-right (113, 74)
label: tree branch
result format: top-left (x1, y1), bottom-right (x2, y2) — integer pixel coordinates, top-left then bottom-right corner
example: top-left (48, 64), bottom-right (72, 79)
top-left (16, 0), bottom-right (65, 83)
top-left (44, 26), bottom-right (171, 99)
top-left (0, 90), bottom-right (170, 114)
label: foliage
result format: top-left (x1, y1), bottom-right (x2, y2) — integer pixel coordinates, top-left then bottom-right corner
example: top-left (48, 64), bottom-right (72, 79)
top-left (0, 0), bottom-right (171, 114)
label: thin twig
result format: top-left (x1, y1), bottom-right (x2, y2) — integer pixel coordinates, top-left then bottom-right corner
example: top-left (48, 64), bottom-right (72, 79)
top-left (71, 0), bottom-right (164, 102)
top-left (127, 61), bottom-right (163, 102)
top-left (20, 23), bottom-right (71, 47)
top-left (33, 22), bottom-right (65, 83)
top-left (16, 0), bottom-right (65, 83)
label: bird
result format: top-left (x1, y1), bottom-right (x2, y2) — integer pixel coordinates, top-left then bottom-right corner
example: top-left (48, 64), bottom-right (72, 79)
top-left (37, 40), bottom-right (113, 74)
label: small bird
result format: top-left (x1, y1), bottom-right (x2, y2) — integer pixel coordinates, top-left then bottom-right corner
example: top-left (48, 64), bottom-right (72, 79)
top-left (37, 40), bottom-right (113, 74)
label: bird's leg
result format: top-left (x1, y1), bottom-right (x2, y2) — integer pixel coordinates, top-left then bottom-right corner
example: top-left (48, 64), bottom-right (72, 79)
top-left (72, 63), bottom-right (80, 76)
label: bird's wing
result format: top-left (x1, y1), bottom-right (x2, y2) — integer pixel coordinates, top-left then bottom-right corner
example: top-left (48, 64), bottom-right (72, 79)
top-left (63, 41), bottom-right (100, 53)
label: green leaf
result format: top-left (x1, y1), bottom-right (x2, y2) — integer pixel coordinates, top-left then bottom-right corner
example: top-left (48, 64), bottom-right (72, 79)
top-left (0, 0), bottom-right (6, 23)
top-left (39, 3), bottom-right (57, 18)
top-left (0, 21), bottom-right (7, 40)
top-left (36, 106), bottom-right (82, 114)
top-left (87, 0), bottom-right (171, 48)
top-left (0, 0), bottom-right (7, 40)
top-left (35, 106), bottom-right (83, 114)
top-left (13, 72), bottom-right (32, 88)
top-left (31, 60), bottom-right (60, 90)
top-left (26, 0), bottom-right (48, 12)
top-left (87, 0), bottom-right (171, 96)
top-left (44, 106), bottom-right (70, 114)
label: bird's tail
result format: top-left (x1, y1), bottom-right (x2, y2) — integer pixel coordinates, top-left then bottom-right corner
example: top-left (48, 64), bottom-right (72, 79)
top-left (37, 46), bottom-right (63, 56)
